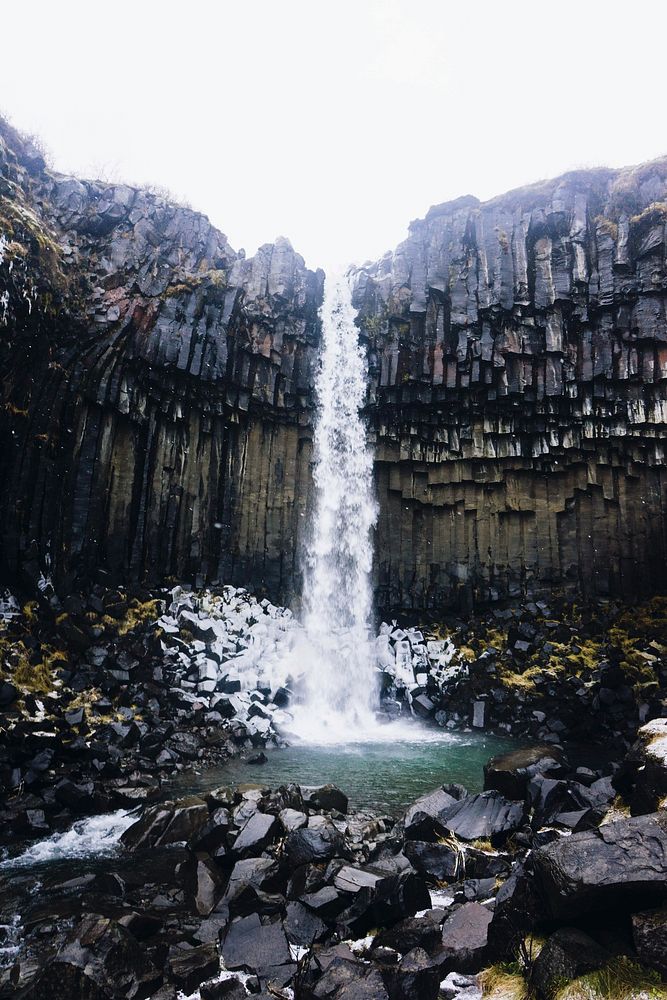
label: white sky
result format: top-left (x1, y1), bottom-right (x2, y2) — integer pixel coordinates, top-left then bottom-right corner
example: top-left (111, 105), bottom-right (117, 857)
top-left (3, 0), bottom-right (666, 272)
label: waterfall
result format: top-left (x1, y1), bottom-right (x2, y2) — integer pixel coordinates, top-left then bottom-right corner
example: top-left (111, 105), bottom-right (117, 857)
top-left (288, 272), bottom-right (379, 741)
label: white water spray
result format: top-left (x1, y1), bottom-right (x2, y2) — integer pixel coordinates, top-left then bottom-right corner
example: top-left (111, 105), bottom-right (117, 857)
top-left (288, 273), bottom-right (379, 741)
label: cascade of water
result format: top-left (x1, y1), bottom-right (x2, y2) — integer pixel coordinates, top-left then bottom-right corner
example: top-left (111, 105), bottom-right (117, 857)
top-left (287, 272), bottom-right (379, 741)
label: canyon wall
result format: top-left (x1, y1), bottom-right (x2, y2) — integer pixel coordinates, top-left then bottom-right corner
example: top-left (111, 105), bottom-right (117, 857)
top-left (0, 120), bottom-right (322, 600)
top-left (353, 167), bottom-right (667, 609)
top-left (2, 117), bottom-right (667, 609)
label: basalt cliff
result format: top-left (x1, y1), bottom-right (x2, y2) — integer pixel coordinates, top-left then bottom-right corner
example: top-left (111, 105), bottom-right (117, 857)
top-left (1, 118), bottom-right (667, 610)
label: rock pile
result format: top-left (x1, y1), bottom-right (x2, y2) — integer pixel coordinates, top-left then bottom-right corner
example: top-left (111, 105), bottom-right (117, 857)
top-left (3, 736), bottom-right (666, 999)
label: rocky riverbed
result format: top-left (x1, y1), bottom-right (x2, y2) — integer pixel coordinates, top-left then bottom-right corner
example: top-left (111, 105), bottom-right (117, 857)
top-left (1, 584), bottom-right (667, 997)
top-left (1, 737), bottom-right (666, 1000)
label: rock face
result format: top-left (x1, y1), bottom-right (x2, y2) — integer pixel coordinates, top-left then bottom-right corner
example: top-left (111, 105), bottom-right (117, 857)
top-left (0, 119), bottom-right (323, 600)
top-left (3, 115), bottom-right (667, 609)
top-left (352, 166), bottom-right (667, 609)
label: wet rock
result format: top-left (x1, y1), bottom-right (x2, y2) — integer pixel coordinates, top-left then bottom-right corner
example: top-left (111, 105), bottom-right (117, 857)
top-left (169, 943), bottom-right (220, 993)
top-left (483, 745), bottom-right (565, 800)
top-left (189, 808), bottom-right (232, 853)
top-left (631, 907), bottom-right (667, 975)
top-left (373, 911), bottom-right (444, 955)
top-left (403, 788), bottom-right (457, 840)
top-left (121, 799), bottom-right (209, 849)
top-left (285, 822), bottom-right (346, 867)
top-left (403, 840), bottom-right (461, 882)
top-left (232, 811), bottom-right (278, 857)
top-left (530, 928), bottom-right (610, 1000)
top-left (24, 913), bottom-right (159, 999)
top-left (306, 784), bottom-right (349, 814)
top-left (440, 792), bottom-right (525, 842)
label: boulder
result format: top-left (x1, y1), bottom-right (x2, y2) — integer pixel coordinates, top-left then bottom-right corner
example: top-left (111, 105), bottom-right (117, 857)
top-left (23, 913), bottom-right (159, 999)
top-left (221, 913), bottom-right (292, 980)
top-left (403, 840), bottom-right (461, 882)
top-left (180, 854), bottom-right (226, 916)
top-left (306, 784), bottom-right (349, 814)
top-left (312, 957), bottom-right (389, 999)
top-left (532, 811), bottom-right (667, 920)
top-left (440, 792), bottom-right (525, 842)
top-left (169, 943), bottom-right (220, 994)
top-left (284, 900), bottom-right (328, 946)
top-left (438, 902), bottom-right (492, 973)
top-left (337, 871), bottom-right (431, 936)
top-left (483, 745), bottom-right (565, 800)
top-left (218, 857), bottom-right (284, 918)
top-left (631, 907), bottom-right (667, 975)
top-left (232, 811), bottom-right (278, 857)
top-left (121, 799), bottom-right (209, 849)
top-left (285, 822), bottom-right (346, 867)
top-left (614, 718), bottom-right (667, 815)
top-left (390, 947), bottom-right (441, 1000)
top-left (530, 928), bottom-right (610, 1000)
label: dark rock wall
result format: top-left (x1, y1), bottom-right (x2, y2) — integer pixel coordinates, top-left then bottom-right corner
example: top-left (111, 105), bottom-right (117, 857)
top-left (2, 117), bottom-right (667, 610)
top-left (352, 166), bottom-right (667, 609)
top-left (0, 121), bottom-right (322, 599)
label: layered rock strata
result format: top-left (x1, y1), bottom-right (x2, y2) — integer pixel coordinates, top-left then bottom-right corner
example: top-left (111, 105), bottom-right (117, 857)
top-left (2, 117), bottom-right (667, 610)
top-left (352, 165), bottom-right (667, 609)
top-left (0, 120), bottom-right (322, 598)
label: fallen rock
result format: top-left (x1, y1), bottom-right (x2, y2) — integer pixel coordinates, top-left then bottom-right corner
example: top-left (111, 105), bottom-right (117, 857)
top-left (169, 943), bottom-right (220, 994)
top-left (631, 907), bottom-right (667, 975)
top-left (530, 927), bottom-right (610, 1000)
top-left (438, 902), bottom-right (492, 973)
top-left (306, 784), bottom-right (349, 814)
top-left (483, 745), bottom-right (565, 800)
top-left (440, 791), bottom-right (525, 842)
top-left (533, 811), bottom-right (667, 919)
top-left (614, 718), bottom-right (667, 815)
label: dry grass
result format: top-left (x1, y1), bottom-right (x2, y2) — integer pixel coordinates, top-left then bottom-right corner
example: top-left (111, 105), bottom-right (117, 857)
top-left (554, 958), bottom-right (667, 1000)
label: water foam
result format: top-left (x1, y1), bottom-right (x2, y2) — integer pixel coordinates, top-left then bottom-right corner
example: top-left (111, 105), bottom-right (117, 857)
top-left (287, 273), bottom-right (380, 742)
top-left (0, 809), bottom-right (133, 869)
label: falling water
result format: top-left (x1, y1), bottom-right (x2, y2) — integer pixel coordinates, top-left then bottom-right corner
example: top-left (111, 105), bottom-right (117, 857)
top-left (288, 272), bottom-right (379, 741)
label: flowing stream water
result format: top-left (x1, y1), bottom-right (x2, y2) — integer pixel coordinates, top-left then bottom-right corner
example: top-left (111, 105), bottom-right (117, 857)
top-left (286, 273), bottom-right (380, 742)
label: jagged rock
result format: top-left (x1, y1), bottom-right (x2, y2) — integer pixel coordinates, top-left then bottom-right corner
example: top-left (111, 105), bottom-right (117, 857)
top-left (390, 947), bottom-right (441, 1000)
top-left (440, 791), bottom-right (525, 842)
top-left (483, 745), bottom-right (565, 799)
top-left (121, 799), bottom-right (209, 849)
top-left (532, 811), bottom-right (667, 919)
top-left (218, 857), bottom-right (284, 918)
top-left (284, 901), bottom-right (328, 946)
top-left (530, 928), bottom-right (610, 1000)
top-left (631, 907), bottom-right (667, 975)
top-left (614, 718), bottom-right (667, 814)
top-left (306, 784), bottom-right (349, 814)
top-left (221, 913), bottom-right (292, 980)
top-left (168, 943), bottom-right (220, 993)
top-left (232, 811), bottom-right (278, 857)
top-left (285, 822), bottom-right (346, 867)
top-left (403, 840), bottom-right (461, 881)
top-left (23, 913), bottom-right (159, 999)
top-left (312, 958), bottom-right (389, 1000)
top-left (438, 902), bottom-right (493, 973)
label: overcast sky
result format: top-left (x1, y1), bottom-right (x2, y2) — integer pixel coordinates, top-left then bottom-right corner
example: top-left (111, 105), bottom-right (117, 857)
top-left (3, 0), bottom-right (666, 271)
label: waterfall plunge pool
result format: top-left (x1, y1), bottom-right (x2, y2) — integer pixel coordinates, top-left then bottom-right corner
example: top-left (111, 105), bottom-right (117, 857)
top-left (169, 727), bottom-right (521, 814)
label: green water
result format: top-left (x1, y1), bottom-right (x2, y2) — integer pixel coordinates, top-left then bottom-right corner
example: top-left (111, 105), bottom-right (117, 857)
top-left (171, 728), bottom-right (519, 814)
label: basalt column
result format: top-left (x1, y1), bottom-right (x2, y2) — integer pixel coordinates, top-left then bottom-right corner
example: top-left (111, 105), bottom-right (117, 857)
top-left (352, 166), bottom-right (667, 611)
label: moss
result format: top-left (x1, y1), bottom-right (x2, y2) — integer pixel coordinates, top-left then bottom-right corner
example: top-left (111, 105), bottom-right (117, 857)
top-left (115, 598), bottom-right (163, 636)
top-left (479, 963), bottom-right (530, 999)
top-left (630, 201), bottom-right (667, 228)
top-left (163, 268), bottom-right (227, 298)
top-left (554, 957), bottom-right (667, 1000)
top-left (595, 216), bottom-right (619, 241)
